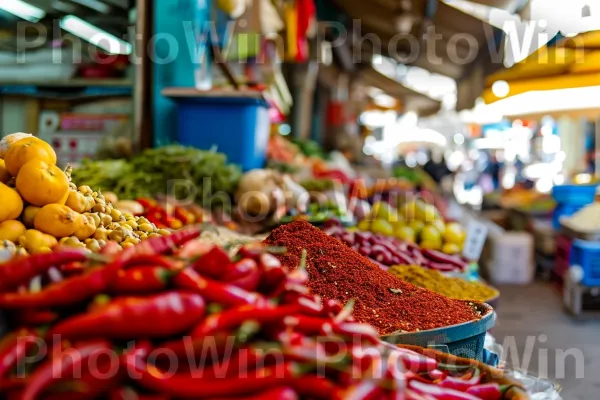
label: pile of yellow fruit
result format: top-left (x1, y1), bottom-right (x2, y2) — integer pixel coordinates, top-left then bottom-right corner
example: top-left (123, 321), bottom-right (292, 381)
top-left (0, 133), bottom-right (168, 256)
top-left (356, 200), bottom-right (466, 255)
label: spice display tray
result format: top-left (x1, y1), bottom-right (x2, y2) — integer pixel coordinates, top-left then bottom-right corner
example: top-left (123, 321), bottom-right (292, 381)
top-left (381, 303), bottom-right (496, 362)
top-left (563, 275), bottom-right (600, 317)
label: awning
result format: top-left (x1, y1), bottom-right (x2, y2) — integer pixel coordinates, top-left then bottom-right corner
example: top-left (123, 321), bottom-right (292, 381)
top-left (360, 67), bottom-right (441, 116)
top-left (329, 0), bottom-right (505, 111)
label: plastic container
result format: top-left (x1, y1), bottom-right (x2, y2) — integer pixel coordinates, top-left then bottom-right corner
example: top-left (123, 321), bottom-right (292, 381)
top-left (569, 239), bottom-right (600, 286)
top-left (381, 303), bottom-right (495, 362)
top-left (172, 94), bottom-right (270, 171)
top-left (552, 184), bottom-right (597, 205)
top-left (552, 203), bottom-right (584, 229)
top-left (486, 232), bottom-right (535, 285)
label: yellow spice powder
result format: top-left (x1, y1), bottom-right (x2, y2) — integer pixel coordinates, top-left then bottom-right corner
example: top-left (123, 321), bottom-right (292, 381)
top-left (389, 265), bottom-right (499, 302)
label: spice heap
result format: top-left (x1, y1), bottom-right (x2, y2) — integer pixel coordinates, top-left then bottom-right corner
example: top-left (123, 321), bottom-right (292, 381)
top-left (264, 220), bottom-right (484, 334)
top-left (0, 226), bottom-right (512, 400)
top-left (389, 265), bottom-right (499, 302)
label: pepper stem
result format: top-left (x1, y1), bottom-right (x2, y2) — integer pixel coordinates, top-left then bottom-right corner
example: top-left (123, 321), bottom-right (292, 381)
top-left (299, 249), bottom-right (307, 270)
top-left (335, 298), bottom-right (356, 324)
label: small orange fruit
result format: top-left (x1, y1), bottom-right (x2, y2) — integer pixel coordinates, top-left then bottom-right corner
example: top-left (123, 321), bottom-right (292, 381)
top-left (0, 159), bottom-right (11, 183)
top-left (74, 214), bottom-right (97, 241)
top-left (16, 160), bottom-right (69, 207)
top-left (4, 137), bottom-right (56, 176)
top-left (0, 182), bottom-right (23, 223)
top-left (19, 229), bottom-right (58, 254)
top-left (34, 204), bottom-right (82, 238)
top-left (65, 191), bottom-right (88, 213)
top-left (0, 220), bottom-right (26, 242)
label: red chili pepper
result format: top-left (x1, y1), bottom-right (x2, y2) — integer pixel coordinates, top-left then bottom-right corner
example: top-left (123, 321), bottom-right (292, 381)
top-left (111, 267), bottom-right (175, 294)
top-left (120, 225), bottom-right (202, 258)
top-left (282, 315), bottom-right (334, 336)
top-left (59, 261), bottom-right (86, 277)
top-left (427, 369), bottom-right (448, 381)
top-left (192, 246), bottom-right (231, 279)
top-left (137, 198), bottom-right (157, 209)
top-left (176, 240), bottom-right (213, 260)
top-left (0, 266), bottom-right (115, 308)
top-left (123, 254), bottom-right (179, 270)
top-left (174, 207), bottom-right (195, 226)
top-left (0, 248), bottom-right (88, 293)
top-left (439, 368), bottom-right (480, 392)
top-left (51, 291), bottom-right (206, 340)
top-left (0, 377), bottom-right (27, 392)
top-left (174, 268), bottom-right (266, 308)
top-left (192, 304), bottom-right (300, 338)
top-left (110, 386), bottom-right (172, 400)
top-left (465, 383), bottom-right (507, 400)
top-left (228, 269), bottom-right (262, 291)
top-left (409, 380), bottom-right (481, 400)
top-left (289, 375), bottom-right (338, 400)
top-left (13, 309), bottom-right (59, 326)
top-left (22, 339), bottom-right (111, 400)
top-left (206, 387), bottom-right (298, 400)
top-left (164, 216), bottom-right (183, 230)
top-left (258, 253), bottom-right (288, 293)
top-left (386, 348), bottom-right (438, 374)
top-left (223, 258), bottom-right (259, 282)
top-left (0, 329), bottom-right (38, 379)
top-left (125, 353), bottom-right (301, 398)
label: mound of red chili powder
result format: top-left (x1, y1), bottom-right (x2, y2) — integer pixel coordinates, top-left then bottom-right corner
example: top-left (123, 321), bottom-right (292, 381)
top-left (264, 220), bottom-right (483, 335)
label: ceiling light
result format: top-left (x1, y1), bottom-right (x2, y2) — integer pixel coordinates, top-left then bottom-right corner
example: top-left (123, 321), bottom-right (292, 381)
top-left (60, 15), bottom-right (132, 55)
top-left (491, 80), bottom-right (510, 98)
top-left (70, 0), bottom-right (110, 13)
top-left (0, 0), bottom-right (46, 22)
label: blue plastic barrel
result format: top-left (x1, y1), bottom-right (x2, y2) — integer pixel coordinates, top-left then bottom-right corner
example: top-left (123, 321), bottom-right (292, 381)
top-left (173, 95), bottom-right (270, 171)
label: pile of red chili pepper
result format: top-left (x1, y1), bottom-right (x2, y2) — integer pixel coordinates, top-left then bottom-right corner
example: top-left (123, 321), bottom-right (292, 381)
top-left (264, 221), bottom-right (485, 335)
top-left (0, 225), bottom-right (518, 400)
top-left (136, 198), bottom-right (205, 230)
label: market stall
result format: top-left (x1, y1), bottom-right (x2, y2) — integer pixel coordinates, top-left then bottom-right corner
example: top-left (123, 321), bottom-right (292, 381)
top-left (0, 131), bottom-right (562, 399)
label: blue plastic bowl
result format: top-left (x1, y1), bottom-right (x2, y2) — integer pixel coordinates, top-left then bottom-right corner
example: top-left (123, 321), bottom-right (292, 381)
top-left (381, 303), bottom-right (495, 362)
top-left (552, 184), bottom-right (598, 206)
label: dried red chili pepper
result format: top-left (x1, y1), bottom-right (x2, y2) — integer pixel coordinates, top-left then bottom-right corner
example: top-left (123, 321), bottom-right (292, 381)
top-left (50, 291), bottom-right (206, 340)
top-left (111, 267), bottom-right (175, 294)
top-left (0, 248), bottom-right (88, 293)
top-left (0, 328), bottom-right (38, 379)
top-left (22, 339), bottom-right (111, 400)
top-left (174, 268), bottom-right (266, 308)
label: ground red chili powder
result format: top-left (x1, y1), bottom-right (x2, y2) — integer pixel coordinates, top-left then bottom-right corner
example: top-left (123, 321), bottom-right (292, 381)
top-left (264, 220), bottom-right (483, 335)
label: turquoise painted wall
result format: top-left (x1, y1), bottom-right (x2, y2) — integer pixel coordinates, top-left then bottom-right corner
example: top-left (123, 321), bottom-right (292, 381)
top-left (153, 0), bottom-right (211, 146)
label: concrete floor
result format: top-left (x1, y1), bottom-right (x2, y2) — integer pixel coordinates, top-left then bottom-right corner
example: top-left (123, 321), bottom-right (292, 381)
top-left (493, 283), bottom-right (600, 400)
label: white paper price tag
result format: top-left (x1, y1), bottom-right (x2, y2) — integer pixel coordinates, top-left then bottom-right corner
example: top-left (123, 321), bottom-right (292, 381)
top-left (462, 219), bottom-right (488, 261)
